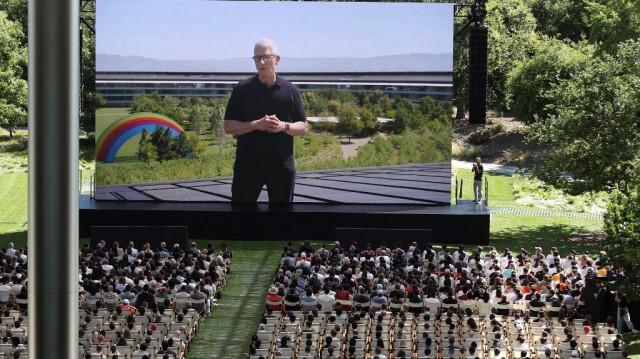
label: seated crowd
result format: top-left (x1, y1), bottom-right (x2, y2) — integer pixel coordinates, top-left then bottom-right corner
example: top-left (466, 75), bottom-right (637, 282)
top-left (77, 240), bottom-right (230, 359)
top-left (0, 242), bottom-right (29, 359)
top-left (251, 241), bottom-right (630, 359)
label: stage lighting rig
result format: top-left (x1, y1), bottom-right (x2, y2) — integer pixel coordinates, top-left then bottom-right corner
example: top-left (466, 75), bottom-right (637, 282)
top-left (80, 0), bottom-right (95, 33)
top-left (454, 0), bottom-right (488, 38)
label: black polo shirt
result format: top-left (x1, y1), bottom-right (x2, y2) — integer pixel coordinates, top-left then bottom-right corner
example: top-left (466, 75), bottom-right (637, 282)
top-left (224, 75), bottom-right (306, 173)
top-left (473, 163), bottom-right (483, 181)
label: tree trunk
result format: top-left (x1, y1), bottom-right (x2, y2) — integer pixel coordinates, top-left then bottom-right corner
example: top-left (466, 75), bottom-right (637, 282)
top-left (456, 104), bottom-right (466, 120)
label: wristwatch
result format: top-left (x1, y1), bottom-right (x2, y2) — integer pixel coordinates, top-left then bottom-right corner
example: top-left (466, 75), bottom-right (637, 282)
top-left (285, 123), bottom-right (290, 132)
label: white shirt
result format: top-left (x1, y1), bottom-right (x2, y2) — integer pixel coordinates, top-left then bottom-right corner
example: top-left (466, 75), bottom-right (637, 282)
top-left (512, 342), bottom-right (530, 352)
top-left (10, 284), bottom-right (22, 295)
top-left (0, 285), bottom-right (11, 302)
top-left (318, 293), bottom-right (336, 305)
top-left (477, 300), bottom-right (494, 316)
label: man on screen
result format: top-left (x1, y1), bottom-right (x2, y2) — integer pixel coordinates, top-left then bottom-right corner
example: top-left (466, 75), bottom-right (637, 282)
top-left (224, 38), bottom-right (308, 204)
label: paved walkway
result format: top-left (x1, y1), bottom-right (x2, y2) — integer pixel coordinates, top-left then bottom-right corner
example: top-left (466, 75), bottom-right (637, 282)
top-left (339, 136), bottom-right (371, 159)
top-left (452, 159), bottom-right (520, 176)
top-left (488, 207), bottom-right (603, 220)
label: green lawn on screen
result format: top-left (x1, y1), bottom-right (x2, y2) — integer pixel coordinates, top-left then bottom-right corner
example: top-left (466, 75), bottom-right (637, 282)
top-left (95, 107), bottom-right (139, 160)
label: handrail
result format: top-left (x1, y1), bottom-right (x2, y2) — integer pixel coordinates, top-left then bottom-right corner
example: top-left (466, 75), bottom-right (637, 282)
top-left (455, 175), bottom-right (458, 205)
top-left (484, 176), bottom-right (489, 206)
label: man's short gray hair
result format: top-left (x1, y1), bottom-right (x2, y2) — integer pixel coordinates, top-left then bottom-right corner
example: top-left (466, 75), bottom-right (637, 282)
top-left (254, 38), bottom-right (279, 55)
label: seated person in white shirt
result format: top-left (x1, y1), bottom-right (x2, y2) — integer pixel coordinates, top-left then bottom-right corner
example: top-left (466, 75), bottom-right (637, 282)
top-left (490, 348), bottom-right (507, 359)
top-left (0, 277), bottom-right (11, 303)
top-left (512, 335), bottom-right (530, 352)
top-left (132, 343), bottom-right (150, 356)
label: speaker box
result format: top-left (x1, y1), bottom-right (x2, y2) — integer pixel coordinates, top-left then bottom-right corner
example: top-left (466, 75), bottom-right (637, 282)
top-left (469, 25), bottom-right (488, 124)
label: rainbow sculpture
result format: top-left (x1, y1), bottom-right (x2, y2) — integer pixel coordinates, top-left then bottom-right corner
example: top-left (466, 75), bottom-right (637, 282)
top-left (96, 112), bottom-right (185, 163)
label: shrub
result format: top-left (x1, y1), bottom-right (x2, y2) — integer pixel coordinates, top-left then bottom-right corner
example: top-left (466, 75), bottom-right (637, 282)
top-left (467, 130), bottom-right (493, 145)
top-left (452, 142), bottom-right (491, 160)
top-left (506, 37), bottom-right (592, 123)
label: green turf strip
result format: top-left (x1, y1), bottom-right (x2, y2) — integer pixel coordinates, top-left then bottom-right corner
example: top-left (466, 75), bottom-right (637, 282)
top-left (625, 333), bottom-right (640, 359)
top-left (186, 240), bottom-right (288, 359)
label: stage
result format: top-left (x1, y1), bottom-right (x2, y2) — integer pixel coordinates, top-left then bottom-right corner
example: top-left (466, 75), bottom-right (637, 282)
top-left (79, 198), bottom-right (490, 245)
top-left (82, 163), bottom-right (490, 245)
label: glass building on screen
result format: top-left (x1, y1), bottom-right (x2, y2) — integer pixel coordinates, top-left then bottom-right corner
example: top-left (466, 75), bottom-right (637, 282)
top-left (96, 72), bottom-right (453, 107)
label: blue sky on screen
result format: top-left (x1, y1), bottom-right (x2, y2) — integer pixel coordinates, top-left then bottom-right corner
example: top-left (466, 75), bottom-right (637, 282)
top-left (97, 0), bottom-right (453, 60)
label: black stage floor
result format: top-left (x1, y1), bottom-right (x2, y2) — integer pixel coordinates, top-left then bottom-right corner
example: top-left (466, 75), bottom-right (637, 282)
top-left (95, 162), bottom-right (452, 205)
top-left (85, 162), bottom-right (489, 245)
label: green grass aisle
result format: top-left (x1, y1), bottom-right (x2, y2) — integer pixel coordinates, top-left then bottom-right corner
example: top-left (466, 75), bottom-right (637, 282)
top-left (187, 241), bottom-right (288, 359)
top-left (0, 173), bottom-right (28, 247)
top-left (625, 333), bottom-right (640, 359)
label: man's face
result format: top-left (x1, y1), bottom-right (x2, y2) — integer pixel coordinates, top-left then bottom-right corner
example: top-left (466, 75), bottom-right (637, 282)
top-left (254, 46), bottom-right (279, 79)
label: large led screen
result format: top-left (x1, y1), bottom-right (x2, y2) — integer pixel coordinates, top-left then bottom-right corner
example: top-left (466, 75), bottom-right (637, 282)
top-left (95, 0), bottom-right (454, 205)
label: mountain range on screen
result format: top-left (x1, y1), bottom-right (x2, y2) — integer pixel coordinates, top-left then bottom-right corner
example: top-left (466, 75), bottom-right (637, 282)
top-left (97, 53), bottom-right (453, 73)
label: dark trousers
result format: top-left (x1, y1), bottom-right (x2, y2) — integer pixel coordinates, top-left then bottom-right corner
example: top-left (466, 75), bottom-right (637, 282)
top-left (231, 170), bottom-right (295, 204)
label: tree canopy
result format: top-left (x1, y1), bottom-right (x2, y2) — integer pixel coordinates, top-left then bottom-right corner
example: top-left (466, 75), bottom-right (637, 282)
top-left (0, 11), bottom-right (27, 137)
top-left (525, 40), bottom-right (640, 194)
top-left (604, 163), bottom-right (640, 300)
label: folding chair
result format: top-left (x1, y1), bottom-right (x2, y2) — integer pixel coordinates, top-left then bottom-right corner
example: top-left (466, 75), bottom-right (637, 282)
top-left (284, 299), bottom-right (301, 311)
top-left (559, 349), bottom-right (577, 359)
top-left (389, 300), bottom-right (405, 313)
top-left (606, 351), bottom-right (624, 359)
top-left (116, 345), bottom-right (132, 359)
top-left (460, 300), bottom-right (477, 314)
top-left (408, 301), bottom-right (425, 313)
top-left (441, 302), bottom-right (460, 314)
top-left (546, 305), bottom-right (561, 318)
top-left (173, 296), bottom-right (188, 311)
top-left (495, 303), bottom-right (512, 316)
top-left (301, 298), bottom-right (319, 312)
top-left (318, 298), bottom-right (336, 312)
top-left (336, 298), bottom-right (353, 310)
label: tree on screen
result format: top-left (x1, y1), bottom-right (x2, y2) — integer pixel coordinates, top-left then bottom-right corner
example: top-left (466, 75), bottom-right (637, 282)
top-left (150, 126), bottom-right (173, 163)
top-left (189, 104), bottom-right (212, 135)
top-left (336, 105), bottom-right (363, 143)
top-left (137, 129), bottom-right (156, 164)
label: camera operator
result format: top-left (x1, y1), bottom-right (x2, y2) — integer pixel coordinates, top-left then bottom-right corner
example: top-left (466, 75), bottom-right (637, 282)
top-left (615, 291), bottom-right (636, 333)
top-left (471, 157), bottom-right (483, 204)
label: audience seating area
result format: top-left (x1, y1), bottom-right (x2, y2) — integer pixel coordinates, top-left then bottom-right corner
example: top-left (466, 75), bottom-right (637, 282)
top-left (75, 240), bottom-right (230, 359)
top-left (252, 241), bottom-right (629, 359)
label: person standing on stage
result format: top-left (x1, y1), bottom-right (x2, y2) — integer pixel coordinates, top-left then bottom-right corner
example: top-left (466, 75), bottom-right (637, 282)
top-left (224, 38), bottom-right (308, 204)
top-left (472, 157), bottom-right (484, 204)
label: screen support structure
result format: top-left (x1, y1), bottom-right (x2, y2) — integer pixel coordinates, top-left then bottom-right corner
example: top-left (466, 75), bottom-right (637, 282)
top-left (28, 0), bottom-right (79, 357)
top-left (455, 1), bottom-right (488, 124)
